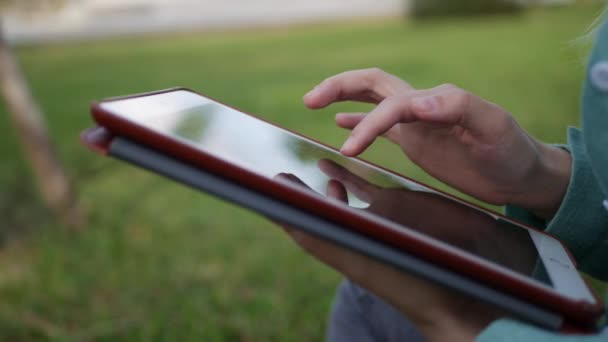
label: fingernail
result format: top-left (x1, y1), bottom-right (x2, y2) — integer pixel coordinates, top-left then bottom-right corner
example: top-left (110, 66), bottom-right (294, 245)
top-left (412, 96), bottom-right (437, 113)
top-left (304, 86), bottom-right (319, 98)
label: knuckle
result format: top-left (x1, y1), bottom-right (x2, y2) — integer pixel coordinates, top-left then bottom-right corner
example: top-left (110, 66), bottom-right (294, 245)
top-left (450, 88), bottom-right (473, 109)
top-left (394, 92), bottom-right (412, 102)
top-left (393, 93), bottom-right (415, 110)
top-left (366, 67), bottom-right (386, 78)
top-left (438, 83), bottom-right (458, 91)
top-left (495, 108), bottom-right (515, 128)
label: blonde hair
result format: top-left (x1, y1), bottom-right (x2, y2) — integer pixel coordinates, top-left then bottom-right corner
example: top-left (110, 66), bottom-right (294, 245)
top-left (585, 6), bottom-right (608, 40)
top-left (572, 6), bottom-right (607, 56)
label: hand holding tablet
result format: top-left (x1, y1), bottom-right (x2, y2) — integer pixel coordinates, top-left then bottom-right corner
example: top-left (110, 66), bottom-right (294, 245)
top-left (82, 86), bottom-right (604, 333)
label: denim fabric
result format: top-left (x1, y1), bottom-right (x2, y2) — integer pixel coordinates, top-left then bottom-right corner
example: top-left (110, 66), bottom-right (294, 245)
top-left (327, 279), bottom-right (426, 342)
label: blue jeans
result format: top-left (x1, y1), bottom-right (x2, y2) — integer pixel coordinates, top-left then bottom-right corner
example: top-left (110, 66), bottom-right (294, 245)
top-left (327, 279), bottom-right (426, 342)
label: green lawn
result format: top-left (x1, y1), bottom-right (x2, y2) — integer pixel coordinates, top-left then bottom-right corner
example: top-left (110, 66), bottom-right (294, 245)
top-left (0, 3), bottom-right (605, 340)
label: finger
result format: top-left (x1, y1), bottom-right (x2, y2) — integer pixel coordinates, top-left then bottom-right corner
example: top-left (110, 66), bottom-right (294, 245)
top-left (285, 228), bottom-right (403, 290)
top-left (340, 95), bottom-right (420, 156)
top-left (303, 68), bottom-right (413, 109)
top-left (383, 126), bottom-right (403, 145)
top-left (333, 84), bottom-right (455, 130)
top-left (318, 159), bottom-right (380, 202)
top-left (335, 113), bottom-right (402, 145)
top-left (284, 225), bottom-right (369, 275)
top-left (274, 173), bottom-right (311, 189)
top-left (326, 180), bottom-right (348, 203)
top-left (271, 174), bottom-right (313, 231)
top-left (335, 112), bottom-right (366, 128)
top-left (409, 86), bottom-right (507, 136)
top-left (339, 84), bottom-right (498, 156)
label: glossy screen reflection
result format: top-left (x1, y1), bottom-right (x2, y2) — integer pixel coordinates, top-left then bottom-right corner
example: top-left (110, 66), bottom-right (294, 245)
top-left (102, 91), bottom-right (552, 287)
top-left (170, 103), bottom-right (433, 209)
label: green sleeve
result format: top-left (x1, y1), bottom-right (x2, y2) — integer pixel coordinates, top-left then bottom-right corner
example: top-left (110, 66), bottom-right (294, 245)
top-left (479, 127), bottom-right (608, 342)
top-left (477, 319), bottom-right (607, 342)
top-left (506, 127), bottom-right (608, 280)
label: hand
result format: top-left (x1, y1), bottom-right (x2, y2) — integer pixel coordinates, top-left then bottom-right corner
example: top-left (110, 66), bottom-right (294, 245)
top-left (273, 171), bottom-right (504, 342)
top-left (304, 68), bottom-right (572, 218)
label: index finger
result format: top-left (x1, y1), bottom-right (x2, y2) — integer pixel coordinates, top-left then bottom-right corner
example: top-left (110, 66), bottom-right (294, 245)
top-left (304, 68), bottom-right (414, 109)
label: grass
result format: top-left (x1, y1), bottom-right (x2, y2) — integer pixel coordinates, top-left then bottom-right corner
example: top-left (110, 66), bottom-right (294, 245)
top-left (0, 3), bottom-right (605, 340)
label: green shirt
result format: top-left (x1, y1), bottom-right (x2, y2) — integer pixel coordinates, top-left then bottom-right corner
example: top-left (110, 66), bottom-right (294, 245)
top-left (477, 21), bottom-right (608, 342)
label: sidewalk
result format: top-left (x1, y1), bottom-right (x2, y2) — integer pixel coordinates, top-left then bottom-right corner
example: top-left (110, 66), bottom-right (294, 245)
top-left (4, 0), bottom-right (406, 43)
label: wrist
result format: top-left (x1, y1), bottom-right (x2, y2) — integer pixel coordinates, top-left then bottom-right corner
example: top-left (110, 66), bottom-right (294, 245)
top-left (510, 143), bottom-right (572, 220)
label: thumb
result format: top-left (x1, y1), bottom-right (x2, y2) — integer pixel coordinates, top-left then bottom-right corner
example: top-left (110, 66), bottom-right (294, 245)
top-left (326, 180), bottom-right (348, 203)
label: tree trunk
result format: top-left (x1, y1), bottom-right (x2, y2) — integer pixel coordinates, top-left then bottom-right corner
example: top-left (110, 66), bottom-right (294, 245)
top-left (0, 21), bottom-right (83, 230)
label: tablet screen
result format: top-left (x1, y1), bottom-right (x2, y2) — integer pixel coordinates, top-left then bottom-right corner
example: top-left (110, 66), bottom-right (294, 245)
top-left (100, 90), bottom-right (595, 303)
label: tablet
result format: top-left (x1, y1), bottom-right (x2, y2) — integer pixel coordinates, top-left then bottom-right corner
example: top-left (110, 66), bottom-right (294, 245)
top-left (83, 87), bottom-right (604, 329)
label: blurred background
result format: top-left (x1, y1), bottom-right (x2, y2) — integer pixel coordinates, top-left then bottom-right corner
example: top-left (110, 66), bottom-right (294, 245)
top-left (0, 0), bottom-right (604, 340)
